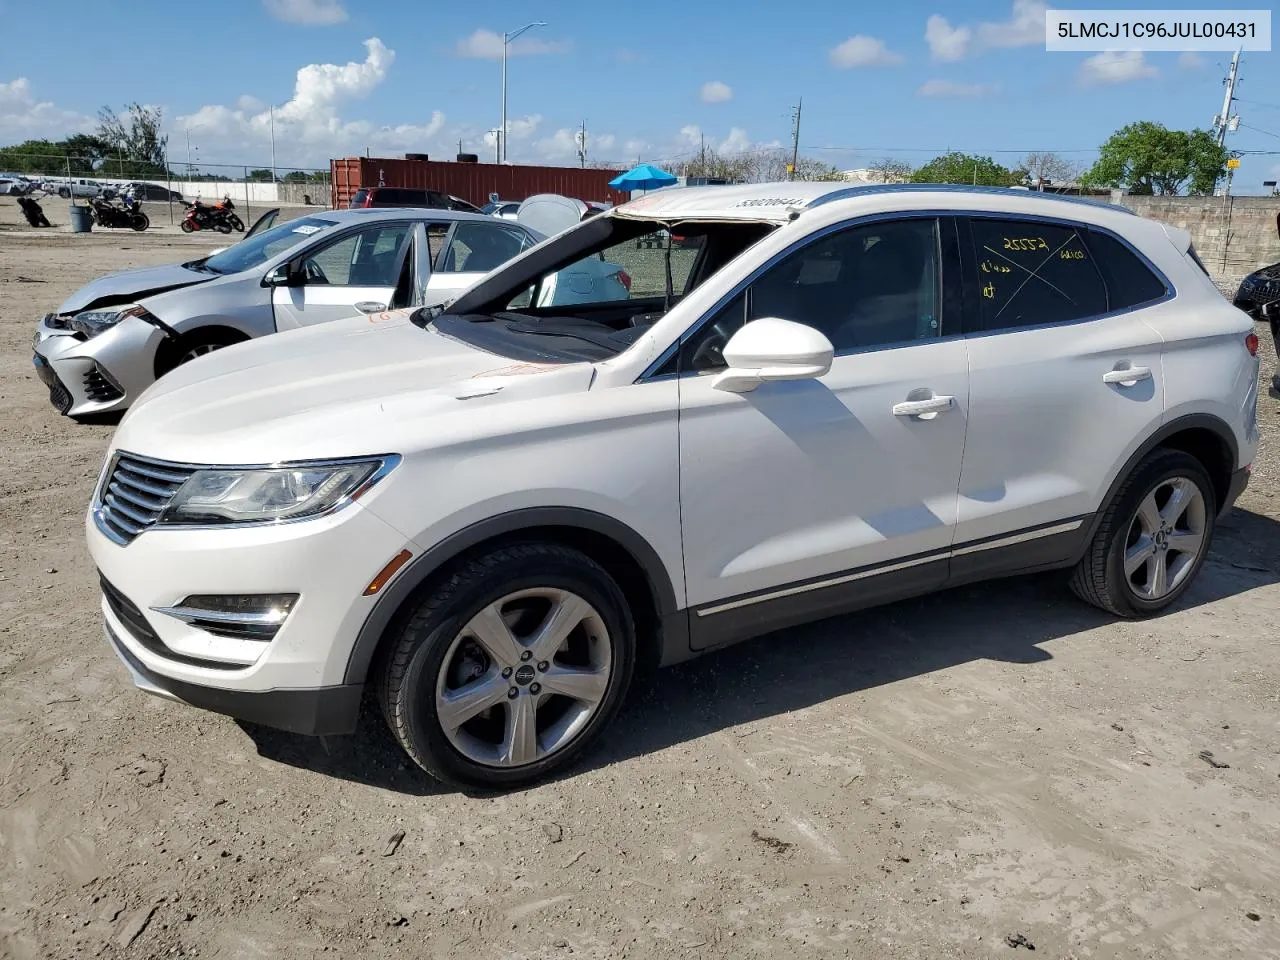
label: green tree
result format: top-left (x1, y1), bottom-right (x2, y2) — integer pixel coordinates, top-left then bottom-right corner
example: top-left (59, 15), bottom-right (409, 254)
top-left (247, 169), bottom-right (277, 182)
top-left (911, 151), bottom-right (1020, 186)
top-left (97, 103), bottom-right (169, 177)
top-left (1082, 122), bottom-right (1227, 195)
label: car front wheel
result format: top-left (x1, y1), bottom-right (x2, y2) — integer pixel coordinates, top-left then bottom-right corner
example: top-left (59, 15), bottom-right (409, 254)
top-left (1070, 449), bottom-right (1216, 616)
top-left (379, 543), bottom-right (635, 789)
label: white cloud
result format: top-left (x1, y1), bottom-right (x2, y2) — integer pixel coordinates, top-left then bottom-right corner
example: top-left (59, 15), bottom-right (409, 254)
top-left (176, 39), bottom-right (459, 167)
top-left (263, 0), bottom-right (347, 25)
top-left (829, 35), bottom-right (905, 68)
top-left (925, 15), bottom-right (971, 61)
top-left (1079, 51), bottom-right (1157, 86)
top-left (977, 0), bottom-right (1046, 47)
top-left (923, 1), bottom-right (1045, 60)
top-left (454, 28), bottom-right (571, 60)
top-left (700, 81), bottom-right (733, 103)
top-left (1178, 51), bottom-right (1205, 70)
top-left (0, 77), bottom-right (93, 140)
top-left (917, 79), bottom-right (997, 97)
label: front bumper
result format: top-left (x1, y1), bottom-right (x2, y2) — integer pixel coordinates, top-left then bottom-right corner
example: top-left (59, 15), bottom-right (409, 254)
top-left (33, 315), bottom-right (166, 417)
top-left (105, 620), bottom-right (363, 735)
top-left (90, 485), bottom-right (414, 734)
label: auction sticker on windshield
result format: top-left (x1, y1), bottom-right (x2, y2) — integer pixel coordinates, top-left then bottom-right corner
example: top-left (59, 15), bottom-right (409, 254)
top-left (292, 224), bottom-right (323, 235)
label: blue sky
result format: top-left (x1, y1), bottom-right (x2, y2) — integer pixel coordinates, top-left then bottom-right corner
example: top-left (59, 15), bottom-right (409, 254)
top-left (1, 0), bottom-right (1277, 191)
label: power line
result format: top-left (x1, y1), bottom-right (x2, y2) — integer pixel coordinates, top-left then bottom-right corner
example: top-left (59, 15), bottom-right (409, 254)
top-left (1236, 96), bottom-right (1280, 112)
top-left (1237, 122), bottom-right (1280, 141)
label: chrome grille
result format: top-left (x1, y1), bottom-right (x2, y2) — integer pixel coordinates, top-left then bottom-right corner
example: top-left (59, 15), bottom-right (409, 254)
top-left (96, 453), bottom-right (195, 545)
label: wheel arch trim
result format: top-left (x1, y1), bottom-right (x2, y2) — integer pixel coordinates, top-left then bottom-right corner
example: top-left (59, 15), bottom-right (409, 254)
top-left (1084, 412), bottom-right (1239, 552)
top-left (342, 506), bottom-right (680, 685)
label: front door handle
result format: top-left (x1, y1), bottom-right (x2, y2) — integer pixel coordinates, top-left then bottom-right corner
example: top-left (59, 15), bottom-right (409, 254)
top-left (355, 301), bottom-right (387, 315)
top-left (1103, 365), bottom-right (1152, 386)
top-left (893, 395), bottom-right (955, 418)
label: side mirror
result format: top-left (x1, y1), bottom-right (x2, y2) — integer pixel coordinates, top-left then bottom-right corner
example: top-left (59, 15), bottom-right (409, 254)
top-left (263, 264), bottom-right (300, 287)
top-left (712, 317), bottom-right (834, 393)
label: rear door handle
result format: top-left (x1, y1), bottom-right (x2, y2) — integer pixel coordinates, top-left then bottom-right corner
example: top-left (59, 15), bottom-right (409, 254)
top-left (892, 395), bottom-right (955, 418)
top-left (1103, 365), bottom-right (1151, 386)
top-left (354, 301), bottom-right (388, 315)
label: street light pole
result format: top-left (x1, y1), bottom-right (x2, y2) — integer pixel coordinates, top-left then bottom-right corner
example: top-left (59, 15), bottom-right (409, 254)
top-left (500, 21), bottom-right (546, 163)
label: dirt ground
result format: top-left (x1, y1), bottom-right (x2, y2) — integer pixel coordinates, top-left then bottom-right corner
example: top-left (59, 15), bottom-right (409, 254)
top-left (1, 197), bottom-right (1278, 960)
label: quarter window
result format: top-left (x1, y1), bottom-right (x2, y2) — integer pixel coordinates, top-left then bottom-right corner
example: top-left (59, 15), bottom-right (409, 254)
top-left (968, 218), bottom-right (1106, 330)
top-left (1086, 230), bottom-right (1168, 309)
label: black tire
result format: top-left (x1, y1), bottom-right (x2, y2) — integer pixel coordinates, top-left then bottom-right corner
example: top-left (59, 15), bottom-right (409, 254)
top-left (378, 543), bottom-right (636, 789)
top-left (153, 329), bottom-right (248, 379)
top-left (1069, 449), bottom-right (1217, 617)
top-left (228, 214), bottom-right (244, 232)
top-left (180, 219), bottom-right (195, 233)
top-left (57, 187), bottom-right (70, 199)
top-left (130, 212), bottom-right (149, 232)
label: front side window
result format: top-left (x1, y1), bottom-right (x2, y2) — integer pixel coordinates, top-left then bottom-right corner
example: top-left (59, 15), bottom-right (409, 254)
top-left (968, 218), bottom-right (1106, 330)
top-left (301, 223), bottom-right (410, 286)
top-left (660, 218), bottom-right (943, 375)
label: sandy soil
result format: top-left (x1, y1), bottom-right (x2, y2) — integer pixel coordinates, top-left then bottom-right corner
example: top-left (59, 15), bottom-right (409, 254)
top-left (1, 197), bottom-right (1278, 960)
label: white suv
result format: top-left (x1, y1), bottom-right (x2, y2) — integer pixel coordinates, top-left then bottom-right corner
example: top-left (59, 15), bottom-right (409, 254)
top-left (88, 183), bottom-right (1260, 789)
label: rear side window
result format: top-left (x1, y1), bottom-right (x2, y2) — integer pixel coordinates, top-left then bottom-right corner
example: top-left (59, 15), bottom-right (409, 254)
top-left (350, 189), bottom-right (369, 207)
top-left (968, 218), bottom-right (1107, 330)
top-left (1085, 230), bottom-right (1168, 310)
top-left (1187, 244), bottom-right (1211, 276)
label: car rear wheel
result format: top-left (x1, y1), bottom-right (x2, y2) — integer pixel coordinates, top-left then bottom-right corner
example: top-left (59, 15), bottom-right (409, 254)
top-left (378, 543), bottom-right (635, 789)
top-left (1069, 449), bottom-right (1216, 617)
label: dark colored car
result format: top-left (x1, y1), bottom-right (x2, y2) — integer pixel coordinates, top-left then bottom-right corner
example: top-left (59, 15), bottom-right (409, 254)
top-left (349, 187), bottom-right (480, 212)
top-left (1231, 255), bottom-right (1280, 399)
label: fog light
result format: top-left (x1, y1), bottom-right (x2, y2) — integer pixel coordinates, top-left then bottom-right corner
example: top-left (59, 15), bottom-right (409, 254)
top-left (151, 594), bottom-right (299, 641)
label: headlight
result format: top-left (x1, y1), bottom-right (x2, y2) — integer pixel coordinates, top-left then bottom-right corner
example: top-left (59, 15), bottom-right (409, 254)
top-left (70, 304), bottom-right (149, 338)
top-left (160, 456), bottom-right (398, 525)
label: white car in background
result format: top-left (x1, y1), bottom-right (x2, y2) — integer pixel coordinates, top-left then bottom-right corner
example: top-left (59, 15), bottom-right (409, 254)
top-left (86, 181), bottom-right (1258, 790)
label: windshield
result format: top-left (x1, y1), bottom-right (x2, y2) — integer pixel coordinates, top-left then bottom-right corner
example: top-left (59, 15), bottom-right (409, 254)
top-left (198, 216), bottom-right (337, 275)
top-left (431, 216), bottom-right (776, 364)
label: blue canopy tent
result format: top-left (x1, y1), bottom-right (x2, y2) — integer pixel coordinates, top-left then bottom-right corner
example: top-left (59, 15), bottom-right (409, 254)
top-left (608, 163), bottom-right (678, 193)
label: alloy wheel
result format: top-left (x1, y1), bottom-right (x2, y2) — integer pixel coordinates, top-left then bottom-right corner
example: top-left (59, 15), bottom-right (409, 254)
top-left (178, 343), bottom-right (222, 365)
top-left (434, 587), bottom-right (612, 768)
top-left (1123, 476), bottom-right (1208, 601)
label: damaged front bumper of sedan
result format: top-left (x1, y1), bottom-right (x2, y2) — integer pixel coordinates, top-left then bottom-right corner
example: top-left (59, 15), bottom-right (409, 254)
top-left (32, 311), bottom-right (169, 417)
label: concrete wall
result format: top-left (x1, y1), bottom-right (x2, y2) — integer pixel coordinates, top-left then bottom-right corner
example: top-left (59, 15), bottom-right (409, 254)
top-left (89, 177), bottom-right (325, 206)
top-left (1117, 195), bottom-right (1280, 285)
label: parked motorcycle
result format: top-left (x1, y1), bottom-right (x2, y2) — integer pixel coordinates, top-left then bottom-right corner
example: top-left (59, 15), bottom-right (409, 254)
top-left (87, 195), bottom-right (149, 232)
top-left (180, 196), bottom-right (243, 234)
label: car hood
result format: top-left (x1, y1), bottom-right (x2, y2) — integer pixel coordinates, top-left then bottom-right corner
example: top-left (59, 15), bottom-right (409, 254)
top-left (112, 309), bottom-right (596, 464)
top-left (58, 263), bottom-right (212, 314)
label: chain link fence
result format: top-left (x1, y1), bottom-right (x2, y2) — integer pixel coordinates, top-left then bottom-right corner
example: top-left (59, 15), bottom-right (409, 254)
top-left (2, 154), bottom-right (332, 226)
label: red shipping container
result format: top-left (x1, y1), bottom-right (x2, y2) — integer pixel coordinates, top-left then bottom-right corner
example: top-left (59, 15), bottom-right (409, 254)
top-left (329, 157), bottom-right (630, 209)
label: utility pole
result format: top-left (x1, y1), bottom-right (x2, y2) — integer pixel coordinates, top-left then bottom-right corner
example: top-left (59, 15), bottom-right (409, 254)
top-left (1213, 48), bottom-right (1241, 147)
top-left (269, 106), bottom-right (277, 186)
top-left (788, 98), bottom-right (802, 181)
top-left (577, 119), bottom-right (587, 168)
top-left (700, 131), bottom-right (706, 175)
top-left (488, 129), bottom-right (502, 163)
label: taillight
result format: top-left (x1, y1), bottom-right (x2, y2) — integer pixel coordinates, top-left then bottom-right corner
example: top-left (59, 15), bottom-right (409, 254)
top-left (616, 269), bottom-right (632, 291)
top-left (1245, 332), bottom-right (1259, 356)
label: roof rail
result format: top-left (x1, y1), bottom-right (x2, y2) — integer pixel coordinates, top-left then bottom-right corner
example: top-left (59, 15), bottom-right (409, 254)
top-left (807, 182), bottom-right (1134, 215)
